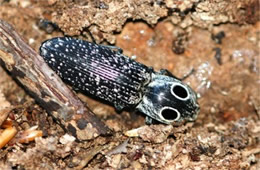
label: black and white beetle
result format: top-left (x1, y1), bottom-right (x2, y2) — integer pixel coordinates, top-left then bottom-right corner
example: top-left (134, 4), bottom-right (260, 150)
top-left (40, 37), bottom-right (199, 124)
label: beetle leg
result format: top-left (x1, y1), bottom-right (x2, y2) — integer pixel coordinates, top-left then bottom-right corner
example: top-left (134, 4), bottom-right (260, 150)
top-left (159, 69), bottom-right (181, 80)
top-left (114, 103), bottom-right (124, 112)
top-left (100, 44), bottom-right (123, 54)
top-left (159, 68), bottom-right (195, 81)
top-left (145, 116), bottom-right (154, 125)
top-left (180, 68), bottom-right (195, 80)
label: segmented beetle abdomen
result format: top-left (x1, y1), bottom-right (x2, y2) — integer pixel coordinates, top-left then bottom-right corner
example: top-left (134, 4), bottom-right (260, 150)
top-left (40, 37), bottom-right (151, 110)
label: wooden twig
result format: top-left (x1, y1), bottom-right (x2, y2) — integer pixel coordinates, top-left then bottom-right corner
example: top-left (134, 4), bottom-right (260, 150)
top-left (0, 19), bottom-right (111, 141)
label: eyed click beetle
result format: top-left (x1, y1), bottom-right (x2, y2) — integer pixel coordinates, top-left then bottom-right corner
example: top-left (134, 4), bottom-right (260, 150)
top-left (39, 37), bottom-right (199, 124)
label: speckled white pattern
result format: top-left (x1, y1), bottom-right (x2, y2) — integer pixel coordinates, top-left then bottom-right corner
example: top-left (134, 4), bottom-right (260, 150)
top-left (40, 37), bottom-right (151, 109)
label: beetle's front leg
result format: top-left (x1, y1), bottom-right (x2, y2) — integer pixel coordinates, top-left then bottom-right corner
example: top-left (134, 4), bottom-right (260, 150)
top-left (159, 69), bottom-right (181, 80)
top-left (159, 68), bottom-right (195, 81)
top-left (145, 116), bottom-right (154, 125)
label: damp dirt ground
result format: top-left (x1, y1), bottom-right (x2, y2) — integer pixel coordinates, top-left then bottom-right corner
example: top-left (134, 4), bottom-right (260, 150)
top-left (0, 0), bottom-right (259, 169)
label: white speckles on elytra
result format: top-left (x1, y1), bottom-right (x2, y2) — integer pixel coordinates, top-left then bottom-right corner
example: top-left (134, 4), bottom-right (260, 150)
top-left (40, 37), bottom-right (151, 108)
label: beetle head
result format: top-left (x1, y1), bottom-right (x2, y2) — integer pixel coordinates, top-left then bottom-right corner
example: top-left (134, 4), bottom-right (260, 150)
top-left (136, 73), bottom-right (199, 125)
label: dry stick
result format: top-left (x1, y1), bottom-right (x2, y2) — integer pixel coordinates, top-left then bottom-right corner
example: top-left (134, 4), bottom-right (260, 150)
top-left (0, 19), bottom-right (111, 141)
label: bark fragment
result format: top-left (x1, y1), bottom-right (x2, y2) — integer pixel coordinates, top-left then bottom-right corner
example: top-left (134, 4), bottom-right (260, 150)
top-left (0, 19), bottom-right (111, 141)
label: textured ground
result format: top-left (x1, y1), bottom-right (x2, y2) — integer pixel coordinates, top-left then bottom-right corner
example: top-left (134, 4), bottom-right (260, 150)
top-left (0, 0), bottom-right (259, 169)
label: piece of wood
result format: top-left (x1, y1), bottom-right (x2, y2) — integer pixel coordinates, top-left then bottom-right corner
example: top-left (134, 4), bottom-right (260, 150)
top-left (0, 19), bottom-right (111, 141)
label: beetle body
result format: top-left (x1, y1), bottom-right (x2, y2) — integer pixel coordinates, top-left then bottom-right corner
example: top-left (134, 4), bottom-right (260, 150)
top-left (40, 37), bottom-right (199, 124)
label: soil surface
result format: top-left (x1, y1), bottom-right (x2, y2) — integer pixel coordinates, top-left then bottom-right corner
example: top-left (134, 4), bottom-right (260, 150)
top-left (0, 0), bottom-right (259, 169)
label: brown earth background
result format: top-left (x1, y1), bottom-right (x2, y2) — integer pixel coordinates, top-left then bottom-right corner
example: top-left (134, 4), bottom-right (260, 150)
top-left (0, 0), bottom-right (259, 169)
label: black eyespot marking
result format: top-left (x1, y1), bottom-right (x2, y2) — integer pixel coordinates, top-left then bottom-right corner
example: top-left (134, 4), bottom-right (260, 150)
top-left (173, 85), bottom-right (188, 98)
top-left (171, 83), bottom-right (189, 100)
top-left (160, 107), bottom-right (180, 121)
